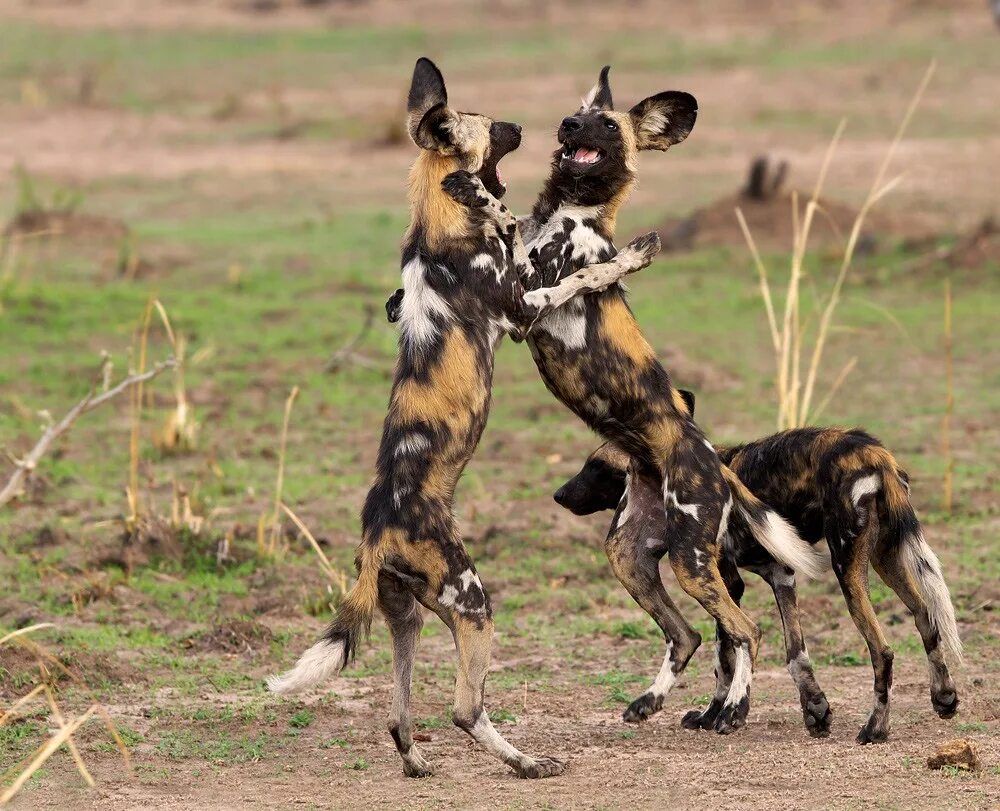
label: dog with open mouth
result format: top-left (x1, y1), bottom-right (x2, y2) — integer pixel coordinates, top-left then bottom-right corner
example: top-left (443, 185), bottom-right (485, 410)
top-left (267, 57), bottom-right (662, 780)
top-left (389, 67), bottom-right (826, 735)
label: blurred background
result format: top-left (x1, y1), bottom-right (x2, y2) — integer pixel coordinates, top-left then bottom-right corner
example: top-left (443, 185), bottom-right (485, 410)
top-left (0, 1), bottom-right (997, 807)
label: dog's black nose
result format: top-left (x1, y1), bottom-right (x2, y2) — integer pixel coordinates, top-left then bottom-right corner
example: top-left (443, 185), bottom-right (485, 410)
top-left (512, 123), bottom-right (522, 135)
top-left (553, 486), bottom-right (568, 506)
top-left (561, 116), bottom-right (583, 132)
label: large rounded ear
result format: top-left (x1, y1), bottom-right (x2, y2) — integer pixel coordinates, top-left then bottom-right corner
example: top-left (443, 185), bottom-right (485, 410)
top-left (581, 65), bottom-right (613, 111)
top-left (628, 91), bottom-right (697, 151)
top-left (407, 57), bottom-right (456, 151)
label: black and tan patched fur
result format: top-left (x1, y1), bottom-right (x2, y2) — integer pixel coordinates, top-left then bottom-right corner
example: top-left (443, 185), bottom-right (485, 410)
top-left (387, 67), bottom-right (823, 737)
top-left (270, 58), bottom-right (663, 782)
top-left (558, 425), bottom-right (962, 743)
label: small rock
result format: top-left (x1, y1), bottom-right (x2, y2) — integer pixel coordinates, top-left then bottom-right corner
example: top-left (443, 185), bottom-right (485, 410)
top-left (927, 738), bottom-right (981, 772)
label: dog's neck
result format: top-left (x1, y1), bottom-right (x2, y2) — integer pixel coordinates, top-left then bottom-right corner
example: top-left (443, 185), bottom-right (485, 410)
top-left (531, 155), bottom-right (636, 238)
top-left (405, 150), bottom-right (468, 254)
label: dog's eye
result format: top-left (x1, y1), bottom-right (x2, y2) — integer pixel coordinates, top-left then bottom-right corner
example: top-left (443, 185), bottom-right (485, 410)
top-left (604, 121), bottom-right (618, 131)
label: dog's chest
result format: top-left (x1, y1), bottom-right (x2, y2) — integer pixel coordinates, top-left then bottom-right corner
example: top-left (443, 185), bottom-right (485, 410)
top-left (525, 205), bottom-right (615, 348)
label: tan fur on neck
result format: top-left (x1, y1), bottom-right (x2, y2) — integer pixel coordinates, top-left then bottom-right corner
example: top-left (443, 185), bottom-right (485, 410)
top-left (406, 151), bottom-right (468, 252)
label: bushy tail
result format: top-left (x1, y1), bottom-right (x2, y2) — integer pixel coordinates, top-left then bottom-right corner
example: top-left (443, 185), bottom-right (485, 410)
top-left (722, 466), bottom-right (828, 580)
top-left (267, 545), bottom-right (383, 695)
top-left (881, 468), bottom-right (963, 664)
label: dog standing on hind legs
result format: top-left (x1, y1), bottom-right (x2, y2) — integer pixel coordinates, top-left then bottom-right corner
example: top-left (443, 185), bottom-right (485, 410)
top-left (556, 417), bottom-right (962, 743)
top-left (267, 58), bottom-right (661, 779)
top-left (426, 66), bottom-right (827, 735)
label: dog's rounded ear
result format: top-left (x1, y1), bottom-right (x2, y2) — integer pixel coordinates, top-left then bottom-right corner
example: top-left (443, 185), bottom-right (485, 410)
top-left (628, 91), bottom-right (697, 151)
top-left (407, 57), bottom-right (456, 151)
top-left (581, 65), bottom-right (613, 112)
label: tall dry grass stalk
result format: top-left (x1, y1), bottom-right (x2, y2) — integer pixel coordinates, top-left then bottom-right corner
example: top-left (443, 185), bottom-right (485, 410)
top-left (738, 62), bottom-right (935, 429)
top-left (125, 298), bottom-right (154, 530)
top-left (153, 301), bottom-right (198, 454)
top-left (942, 279), bottom-right (954, 514)
top-left (281, 503), bottom-right (349, 597)
top-left (257, 386), bottom-right (299, 558)
top-left (0, 624), bottom-right (131, 807)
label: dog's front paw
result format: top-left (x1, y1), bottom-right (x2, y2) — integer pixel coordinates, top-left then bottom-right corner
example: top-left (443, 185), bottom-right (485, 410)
top-left (622, 232), bottom-right (661, 268)
top-left (622, 692), bottom-right (663, 724)
top-left (442, 170), bottom-right (489, 208)
top-left (385, 288), bottom-right (404, 323)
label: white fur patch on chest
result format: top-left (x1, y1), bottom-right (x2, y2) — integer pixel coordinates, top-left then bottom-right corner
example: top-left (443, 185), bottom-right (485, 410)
top-left (400, 256), bottom-right (453, 347)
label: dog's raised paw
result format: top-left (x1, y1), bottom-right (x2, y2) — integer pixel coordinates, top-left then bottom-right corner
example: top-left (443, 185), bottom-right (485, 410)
top-left (622, 692), bottom-right (662, 724)
top-left (624, 231), bottom-right (661, 265)
top-left (385, 288), bottom-right (404, 323)
top-left (442, 170), bottom-right (488, 208)
top-left (514, 756), bottom-right (565, 779)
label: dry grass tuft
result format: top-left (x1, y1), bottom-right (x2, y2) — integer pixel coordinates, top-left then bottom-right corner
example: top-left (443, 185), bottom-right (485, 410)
top-left (738, 62), bottom-right (935, 429)
top-left (0, 625), bottom-right (131, 807)
top-left (257, 386), bottom-right (300, 559)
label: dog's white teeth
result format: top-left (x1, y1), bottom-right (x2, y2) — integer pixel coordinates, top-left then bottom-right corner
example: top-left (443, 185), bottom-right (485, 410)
top-left (572, 147), bottom-right (600, 164)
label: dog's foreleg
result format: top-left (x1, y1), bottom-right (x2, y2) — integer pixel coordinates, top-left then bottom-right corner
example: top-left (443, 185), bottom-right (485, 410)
top-left (521, 231), bottom-right (660, 318)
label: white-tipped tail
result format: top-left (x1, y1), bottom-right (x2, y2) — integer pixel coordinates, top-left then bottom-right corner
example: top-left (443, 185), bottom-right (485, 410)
top-left (743, 507), bottom-right (829, 581)
top-left (266, 638), bottom-right (347, 695)
top-left (899, 533), bottom-right (963, 664)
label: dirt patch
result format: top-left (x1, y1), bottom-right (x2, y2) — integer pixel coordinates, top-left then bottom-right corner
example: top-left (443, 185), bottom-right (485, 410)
top-left (184, 618), bottom-right (273, 655)
top-left (657, 156), bottom-right (921, 254)
top-left (6, 210), bottom-right (130, 242)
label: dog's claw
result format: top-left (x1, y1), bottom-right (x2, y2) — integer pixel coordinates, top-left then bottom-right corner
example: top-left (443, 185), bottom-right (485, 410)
top-left (513, 756), bottom-right (565, 779)
top-left (442, 170), bottom-right (489, 208)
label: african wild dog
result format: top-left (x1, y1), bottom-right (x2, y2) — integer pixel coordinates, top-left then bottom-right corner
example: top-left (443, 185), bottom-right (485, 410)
top-left (556, 410), bottom-right (962, 743)
top-left (267, 58), bottom-right (661, 780)
top-left (389, 67), bottom-right (826, 734)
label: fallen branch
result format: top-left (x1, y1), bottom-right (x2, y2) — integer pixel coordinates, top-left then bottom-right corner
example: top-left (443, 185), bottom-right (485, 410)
top-left (0, 357), bottom-right (176, 508)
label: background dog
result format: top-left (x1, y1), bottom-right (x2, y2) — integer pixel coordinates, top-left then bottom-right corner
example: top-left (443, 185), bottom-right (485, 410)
top-left (556, 407), bottom-right (962, 743)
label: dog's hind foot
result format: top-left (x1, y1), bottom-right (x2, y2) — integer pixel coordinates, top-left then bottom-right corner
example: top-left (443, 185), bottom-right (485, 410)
top-left (441, 170), bottom-right (490, 208)
top-left (512, 756), bottom-right (565, 779)
top-left (681, 703), bottom-right (719, 731)
top-left (931, 688), bottom-right (959, 719)
top-left (802, 693), bottom-right (832, 738)
top-left (400, 745), bottom-right (434, 778)
top-left (622, 692), bottom-right (664, 724)
top-left (712, 696), bottom-right (750, 735)
top-left (856, 716), bottom-right (890, 745)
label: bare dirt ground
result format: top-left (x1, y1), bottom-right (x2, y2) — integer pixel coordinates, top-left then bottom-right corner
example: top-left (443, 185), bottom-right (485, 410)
top-left (1, 1), bottom-right (997, 809)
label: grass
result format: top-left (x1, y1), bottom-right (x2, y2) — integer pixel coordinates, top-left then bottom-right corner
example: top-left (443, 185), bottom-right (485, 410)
top-left (0, 10), bottom-right (997, 804)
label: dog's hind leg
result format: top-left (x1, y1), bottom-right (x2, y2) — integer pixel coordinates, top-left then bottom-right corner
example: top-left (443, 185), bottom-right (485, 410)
top-left (378, 570), bottom-right (432, 778)
top-left (828, 502), bottom-right (893, 744)
top-left (871, 539), bottom-right (958, 720)
top-left (750, 563), bottom-right (832, 737)
top-left (681, 558), bottom-right (743, 732)
top-left (667, 515), bottom-right (761, 735)
top-left (604, 473), bottom-right (702, 724)
top-left (425, 544), bottom-right (565, 779)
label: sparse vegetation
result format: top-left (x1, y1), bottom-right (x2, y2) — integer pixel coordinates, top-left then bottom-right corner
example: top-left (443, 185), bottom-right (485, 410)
top-left (1, 3), bottom-right (997, 809)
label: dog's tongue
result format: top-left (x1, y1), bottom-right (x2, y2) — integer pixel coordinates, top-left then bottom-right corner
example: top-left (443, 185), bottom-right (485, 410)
top-left (496, 165), bottom-right (503, 185)
top-left (574, 147), bottom-right (598, 163)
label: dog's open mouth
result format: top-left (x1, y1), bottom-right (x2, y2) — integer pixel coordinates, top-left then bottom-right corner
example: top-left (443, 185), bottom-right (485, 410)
top-left (561, 144), bottom-right (604, 165)
top-left (479, 155), bottom-right (507, 198)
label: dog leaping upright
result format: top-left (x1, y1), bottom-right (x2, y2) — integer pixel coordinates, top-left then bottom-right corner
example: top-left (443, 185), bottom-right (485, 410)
top-left (267, 58), bottom-right (661, 779)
